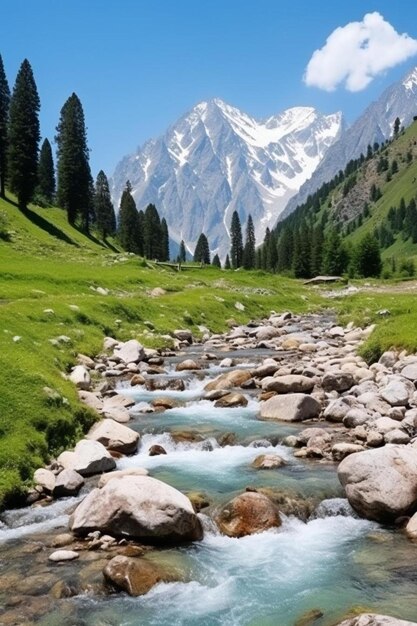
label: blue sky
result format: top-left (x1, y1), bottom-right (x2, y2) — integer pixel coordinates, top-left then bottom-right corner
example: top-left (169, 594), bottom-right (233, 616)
top-left (2, 0), bottom-right (417, 176)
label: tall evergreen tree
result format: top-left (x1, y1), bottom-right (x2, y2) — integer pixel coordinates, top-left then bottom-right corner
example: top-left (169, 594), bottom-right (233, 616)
top-left (0, 54), bottom-right (10, 199)
top-left (354, 233), bottom-right (382, 277)
top-left (143, 203), bottom-right (162, 259)
top-left (276, 227), bottom-right (293, 272)
top-left (55, 93), bottom-right (93, 230)
top-left (193, 232), bottom-right (210, 264)
top-left (322, 229), bottom-right (348, 275)
top-left (36, 138), bottom-right (55, 204)
top-left (178, 240), bottom-right (186, 263)
top-left (160, 217), bottom-right (169, 261)
top-left (230, 210), bottom-right (243, 269)
top-left (117, 181), bottom-right (142, 253)
top-left (212, 253), bottom-right (221, 268)
top-left (7, 59), bottom-right (40, 209)
top-left (243, 214), bottom-right (256, 269)
top-left (94, 170), bottom-right (116, 239)
top-left (224, 254), bottom-right (231, 270)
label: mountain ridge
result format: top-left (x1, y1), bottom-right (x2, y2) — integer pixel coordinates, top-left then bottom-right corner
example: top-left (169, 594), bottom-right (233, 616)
top-left (281, 64), bottom-right (417, 222)
top-left (111, 98), bottom-right (343, 257)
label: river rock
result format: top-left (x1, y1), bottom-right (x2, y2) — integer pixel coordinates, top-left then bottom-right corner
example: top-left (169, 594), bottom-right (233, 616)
top-left (214, 392), bottom-right (248, 408)
top-left (251, 454), bottom-right (286, 469)
top-left (384, 429), bottom-right (410, 445)
top-left (343, 408), bottom-right (371, 428)
top-left (366, 431), bottom-right (384, 447)
top-left (78, 390), bottom-right (104, 412)
top-left (148, 444), bottom-right (167, 456)
top-left (259, 393), bottom-right (321, 422)
top-left (113, 340), bottom-right (145, 364)
top-left (332, 443), bottom-right (365, 461)
top-left (69, 365), bottom-right (91, 390)
top-left (297, 427), bottom-right (331, 446)
top-left (262, 374), bottom-right (315, 394)
top-left (48, 550), bottom-right (79, 562)
top-left (86, 418), bottom-right (139, 455)
top-left (405, 512), bottom-right (417, 539)
top-left (173, 329), bottom-right (193, 343)
top-left (255, 326), bottom-right (281, 341)
top-left (335, 615), bottom-right (417, 626)
top-left (216, 492), bottom-right (281, 537)
top-left (322, 371), bottom-right (354, 393)
top-left (98, 467), bottom-right (149, 487)
top-left (323, 397), bottom-right (357, 423)
top-left (58, 439), bottom-right (116, 476)
top-left (70, 475), bottom-right (203, 542)
top-left (103, 555), bottom-right (180, 596)
top-left (204, 370), bottom-right (252, 392)
top-left (401, 363), bottom-right (417, 382)
top-left (33, 468), bottom-right (56, 492)
top-left (373, 416), bottom-right (403, 434)
top-left (102, 405), bottom-right (131, 423)
top-left (176, 359), bottom-right (200, 371)
top-left (338, 445), bottom-right (417, 522)
top-left (252, 359), bottom-right (280, 378)
top-left (380, 378), bottom-right (414, 407)
top-left (53, 469), bottom-right (84, 497)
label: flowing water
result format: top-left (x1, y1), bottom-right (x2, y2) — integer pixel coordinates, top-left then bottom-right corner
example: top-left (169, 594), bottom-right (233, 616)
top-left (1, 344), bottom-right (417, 625)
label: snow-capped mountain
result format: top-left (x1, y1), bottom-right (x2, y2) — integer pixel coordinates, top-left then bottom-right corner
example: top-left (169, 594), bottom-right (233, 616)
top-left (111, 99), bottom-right (343, 256)
top-left (282, 65), bottom-right (417, 221)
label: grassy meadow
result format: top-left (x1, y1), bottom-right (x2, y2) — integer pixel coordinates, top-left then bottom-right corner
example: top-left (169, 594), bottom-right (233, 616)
top-left (0, 196), bottom-right (323, 507)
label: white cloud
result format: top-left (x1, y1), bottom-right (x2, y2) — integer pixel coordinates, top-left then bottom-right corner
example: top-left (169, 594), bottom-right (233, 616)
top-left (304, 12), bottom-right (417, 92)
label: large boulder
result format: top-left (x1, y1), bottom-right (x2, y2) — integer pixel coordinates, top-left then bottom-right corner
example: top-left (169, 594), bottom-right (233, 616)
top-left (57, 440), bottom-right (116, 476)
top-left (70, 475), bottom-right (203, 543)
top-left (53, 469), bottom-right (84, 498)
top-left (34, 468), bottom-right (56, 492)
top-left (113, 340), bottom-right (145, 364)
top-left (380, 378), bottom-right (414, 407)
top-left (86, 419), bottom-right (139, 455)
top-left (335, 615), bottom-right (417, 626)
top-left (103, 555), bottom-right (181, 596)
top-left (204, 370), bottom-right (252, 392)
top-left (262, 375), bottom-right (314, 394)
top-left (69, 365), bottom-right (91, 390)
top-left (259, 393), bottom-right (321, 422)
top-left (216, 492), bottom-right (281, 537)
top-left (338, 445), bottom-right (417, 522)
top-left (214, 392), bottom-right (248, 408)
top-left (322, 371), bottom-right (354, 393)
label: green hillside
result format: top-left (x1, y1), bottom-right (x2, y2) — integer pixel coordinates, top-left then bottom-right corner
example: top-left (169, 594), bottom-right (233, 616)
top-left (267, 120), bottom-right (417, 278)
top-left (0, 195), bottom-right (320, 508)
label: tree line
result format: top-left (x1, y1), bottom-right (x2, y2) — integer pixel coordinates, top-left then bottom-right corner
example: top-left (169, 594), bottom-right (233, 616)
top-left (0, 54), bottom-right (172, 259)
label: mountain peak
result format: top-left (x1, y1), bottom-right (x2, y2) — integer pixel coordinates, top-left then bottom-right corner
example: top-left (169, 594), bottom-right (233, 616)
top-left (112, 100), bottom-right (342, 257)
top-left (402, 66), bottom-right (417, 92)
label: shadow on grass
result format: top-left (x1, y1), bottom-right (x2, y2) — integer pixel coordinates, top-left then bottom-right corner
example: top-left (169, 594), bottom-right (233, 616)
top-left (5, 198), bottom-right (79, 247)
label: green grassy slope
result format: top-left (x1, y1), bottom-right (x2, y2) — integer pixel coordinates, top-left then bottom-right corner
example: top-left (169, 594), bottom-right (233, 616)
top-left (0, 196), bottom-right (322, 508)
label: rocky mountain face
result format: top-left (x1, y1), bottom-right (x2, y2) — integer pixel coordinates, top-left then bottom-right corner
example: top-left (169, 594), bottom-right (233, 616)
top-left (282, 65), bottom-right (417, 221)
top-left (111, 99), bottom-right (343, 257)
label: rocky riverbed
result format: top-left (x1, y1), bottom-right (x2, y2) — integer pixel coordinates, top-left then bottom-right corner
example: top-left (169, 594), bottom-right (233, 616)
top-left (2, 311), bottom-right (417, 625)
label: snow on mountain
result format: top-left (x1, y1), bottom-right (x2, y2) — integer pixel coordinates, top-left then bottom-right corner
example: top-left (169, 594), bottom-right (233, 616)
top-left (282, 65), bottom-right (417, 221)
top-left (111, 99), bottom-right (343, 257)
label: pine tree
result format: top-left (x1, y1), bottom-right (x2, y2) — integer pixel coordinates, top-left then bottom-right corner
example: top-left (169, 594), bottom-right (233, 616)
top-left (143, 204), bottom-right (162, 259)
top-left (393, 117), bottom-right (401, 136)
top-left (117, 181), bottom-right (142, 253)
top-left (242, 214), bottom-right (256, 269)
top-left (212, 253), bottom-right (221, 268)
top-left (160, 217), bottom-right (169, 261)
top-left (36, 138), bottom-right (55, 205)
top-left (224, 254), bottom-right (231, 270)
top-left (0, 54), bottom-right (10, 199)
top-left (7, 59), bottom-right (40, 209)
top-left (94, 170), bottom-right (116, 239)
top-left (354, 233), bottom-right (382, 277)
top-left (179, 240), bottom-right (186, 263)
top-left (193, 233), bottom-right (210, 264)
top-left (310, 226), bottom-right (324, 276)
top-left (277, 227), bottom-right (293, 272)
top-left (322, 229), bottom-right (348, 275)
top-left (56, 93), bottom-right (93, 230)
top-left (230, 210), bottom-right (243, 268)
